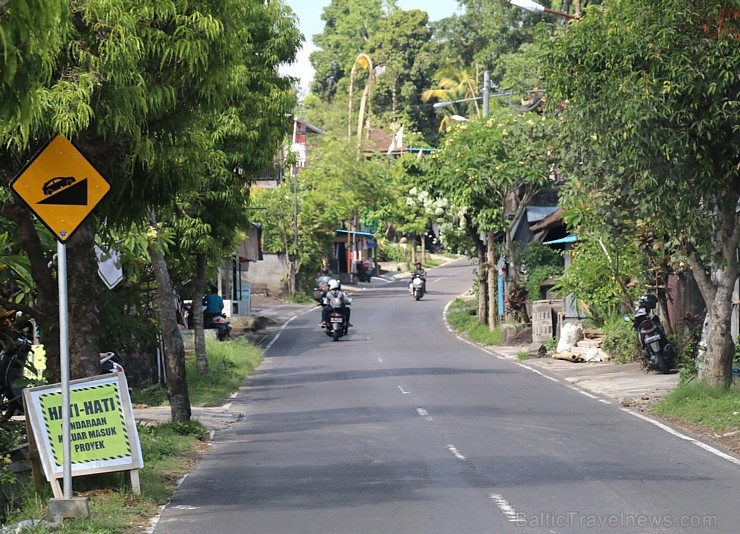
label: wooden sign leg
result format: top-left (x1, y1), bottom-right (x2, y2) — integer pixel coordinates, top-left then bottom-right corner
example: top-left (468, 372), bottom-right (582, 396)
top-left (127, 469), bottom-right (141, 494)
top-left (50, 477), bottom-right (63, 499)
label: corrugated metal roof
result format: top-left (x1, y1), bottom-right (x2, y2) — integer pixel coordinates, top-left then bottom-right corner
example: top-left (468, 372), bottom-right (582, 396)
top-left (543, 235), bottom-right (578, 245)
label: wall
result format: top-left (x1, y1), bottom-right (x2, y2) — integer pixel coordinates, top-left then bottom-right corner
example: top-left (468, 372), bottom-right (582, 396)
top-left (241, 253), bottom-right (289, 296)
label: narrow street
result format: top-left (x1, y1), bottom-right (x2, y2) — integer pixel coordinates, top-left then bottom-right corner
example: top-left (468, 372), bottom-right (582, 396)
top-left (152, 259), bottom-right (740, 533)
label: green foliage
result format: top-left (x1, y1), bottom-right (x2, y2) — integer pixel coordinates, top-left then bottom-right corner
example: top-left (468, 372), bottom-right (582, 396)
top-left (600, 315), bottom-right (638, 365)
top-left (582, 302), bottom-right (622, 329)
top-left (516, 242), bottom-right (563, 300)
top-left (525, 265), bottom-right (563, 301)
top-left (0, 0), bottom-right (68, 144)
top-left (552, 238), bottom-right (642, 314)
top-left (132, 337), bottom-right (262, 407)
top-left (446, 298), bottom-right (502, 345)
top-left (446, 298), bottom-right (479, 330)
top-left (376, 238), bottom-right (403, 263)
top-left (540, 0), bottom-right (740, 383)
top-left (652, 382), bottom-right (740, 432)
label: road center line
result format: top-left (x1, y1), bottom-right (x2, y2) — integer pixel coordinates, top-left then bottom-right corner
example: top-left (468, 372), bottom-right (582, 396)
top-left (416, 407), bottom-right (433, 421)
top-left (489, 493), bottom-right (520, 523)
top-left (447, 444), bottom-right (466, 461)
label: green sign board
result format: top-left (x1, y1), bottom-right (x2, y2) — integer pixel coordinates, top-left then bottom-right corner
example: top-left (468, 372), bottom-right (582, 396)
top-left (24, 373), bottom-right (143, 482)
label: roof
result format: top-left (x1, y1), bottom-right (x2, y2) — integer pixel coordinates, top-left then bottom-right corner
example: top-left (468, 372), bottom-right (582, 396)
top-left (543, 235), bottom-right (578, 245)
top-left (530, 207), bottom-right (564, 232)
top-left (295, 117), bottom-right (325, 135)
top-left (526, 206), bottom-right (560, 224)
top-left (336, 229), bottom-right (375, 237)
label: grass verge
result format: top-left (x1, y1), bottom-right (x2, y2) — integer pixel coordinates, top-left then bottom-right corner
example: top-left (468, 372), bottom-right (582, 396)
top-left (446, 298), bottom-right (502, 346)
top-left (650, 380), bottom-right (740, 432)
top-left (3, 337), bottom-right (262, 532)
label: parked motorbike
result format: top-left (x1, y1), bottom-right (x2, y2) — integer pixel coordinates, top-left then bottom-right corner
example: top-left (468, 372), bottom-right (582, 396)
top-left (627, 294), bottom-right (676, 374)
top-left (355, 261), bottom-right (372, 283)
top-left (0, 313), bottom-right (34, 422)
top-left (184, 297), bottom-right (232, 341)
top-left (411, 274), bottom-right (425, 301)
top-left (0, 313), bottom-right (130, 422)
top-left (206, 313), bottom-right (232, 341)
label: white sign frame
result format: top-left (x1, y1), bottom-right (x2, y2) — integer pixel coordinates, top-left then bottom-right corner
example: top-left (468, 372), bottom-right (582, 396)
top-left (23, 373), bottom-right (143, 496)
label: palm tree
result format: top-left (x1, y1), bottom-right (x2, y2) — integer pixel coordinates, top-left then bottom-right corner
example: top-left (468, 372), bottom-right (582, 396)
top-left (422, 65), bottom-right (481, 131)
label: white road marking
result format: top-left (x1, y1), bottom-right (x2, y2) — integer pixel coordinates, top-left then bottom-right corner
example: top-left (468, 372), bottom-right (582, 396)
top-left (416, 408), bottom-right (433, 421)
top-left (447, 444), bottom-right (466, 461)
top-left (623, 407), bottom-right (740, 466)
top-left (377, 357), bottom-right (384, 364)
top-left (265, 316), bottom-right (300, 352)
top-left (489, 493), bottom-right (520, 523)
top-left (398, 386), bottom-right (410, 394)
top-left (515, 363), bottom-right (559, 382)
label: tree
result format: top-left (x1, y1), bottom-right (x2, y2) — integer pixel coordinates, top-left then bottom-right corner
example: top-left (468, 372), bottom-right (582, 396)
top-left (417, 106), bottom-right (555, 326)
top-left (422, 65), bottom-right (482, 132)
top-left (310, 0), bottom-right (386, 100)
top-left (0, 0), bottom-right (67, 138)
top-left (252, 135), bottom-right (392, 288)
top-left (541, 0), bottom-right (739, 386)
top-left (1, 0), bottom-right (300, 422)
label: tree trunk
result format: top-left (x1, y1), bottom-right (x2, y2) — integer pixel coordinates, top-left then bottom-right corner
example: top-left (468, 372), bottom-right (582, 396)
top-left (148, 228), bottom-right (191, 422)
top-left (697, 272), bottom-right (737, 387)
top-left (465, 215), bottom-right (487, 326)
top-left (193, 253), bottom-right (209, 375)
top-left (691, 191), bottom-right (739, 387)
top-left (65, 218), bottom-right (102, 378)
top-left (487, 230), bottom-right (497, 331)
top-left (2, 199), bottom-right (62, 382)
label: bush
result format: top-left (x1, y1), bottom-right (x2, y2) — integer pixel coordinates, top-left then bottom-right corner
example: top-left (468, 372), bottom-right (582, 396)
top-left (601, 315), bottom-right (637, 364)
top-left (516, 242), bottom-right (563, 300)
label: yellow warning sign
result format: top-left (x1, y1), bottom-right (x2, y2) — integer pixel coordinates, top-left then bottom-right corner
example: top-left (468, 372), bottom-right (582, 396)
top-left (11, 135), bottom-right (110, 242)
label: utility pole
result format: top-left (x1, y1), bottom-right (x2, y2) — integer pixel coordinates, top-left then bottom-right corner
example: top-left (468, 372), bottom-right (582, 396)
top-left (483, 70), bottom-right (497, 330)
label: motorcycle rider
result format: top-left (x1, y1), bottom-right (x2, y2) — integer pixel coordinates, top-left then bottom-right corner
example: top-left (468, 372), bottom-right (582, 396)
top-left (408, 261), bottom-right (427, 295)
top-left (314, 267), bottom-right (333, 303)
top-left (321, 280), bottom-right (352, 329)
top-left (203, 284), bottom-right (224, 327)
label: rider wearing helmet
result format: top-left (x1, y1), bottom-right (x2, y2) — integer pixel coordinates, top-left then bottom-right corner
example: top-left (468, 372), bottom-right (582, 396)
top-left (408, 261), bottom-right (427, 294)
top-left (314, 267), bottom-right (333, 303)
top-left (321, 279), bottom-right (352, 328)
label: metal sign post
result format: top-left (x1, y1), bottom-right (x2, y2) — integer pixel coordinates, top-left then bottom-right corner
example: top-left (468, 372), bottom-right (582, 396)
top-left (10, 135), bottom-right (110, 518)
top-left (57, 241), bottom-right (72, 498)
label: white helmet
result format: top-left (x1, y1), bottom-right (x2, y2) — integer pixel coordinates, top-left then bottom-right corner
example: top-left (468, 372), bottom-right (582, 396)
top-left (329, 280), bottom-right (339, 290)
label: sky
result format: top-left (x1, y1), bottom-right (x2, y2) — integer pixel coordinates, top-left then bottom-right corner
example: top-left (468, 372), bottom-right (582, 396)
top-left (279, 0), bottom-right (464, 94)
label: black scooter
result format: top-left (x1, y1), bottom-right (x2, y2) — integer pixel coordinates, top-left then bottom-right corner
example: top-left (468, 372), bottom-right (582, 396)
top-left (0, 314), bottom-right (34, 422)
top-left (627, 294), bottom-right (676, 374)
top-left (356, 261), bottom-right (372, 283)
top-left (185, 297), bottom-right (232, 341)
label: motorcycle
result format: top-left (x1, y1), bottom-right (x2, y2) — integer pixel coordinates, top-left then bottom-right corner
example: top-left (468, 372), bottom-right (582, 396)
top-left (627, 293), bottom-right (676, 374)
top-left (184, 297), bottom-right (232, 341)
top-left (322, 294), bottom-right (351, 342)
top-left (0, 313), bottom-right (34, 422)
top-left (410, 274), bottom-right (425, 301)
top-left (206, 312), bottom-right (232, 341)
top-left (355, 261), bottom-right (372, 283)
top-left (0, 312), bottom-right (129, 421)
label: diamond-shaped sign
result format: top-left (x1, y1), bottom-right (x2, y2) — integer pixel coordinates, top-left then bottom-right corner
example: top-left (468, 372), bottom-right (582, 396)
top-left (11, 135), bottom-right (110, 242)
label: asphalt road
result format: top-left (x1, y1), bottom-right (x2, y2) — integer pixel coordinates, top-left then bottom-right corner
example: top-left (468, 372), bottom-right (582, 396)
top-left (153, 259), bottom-right (740, 533)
